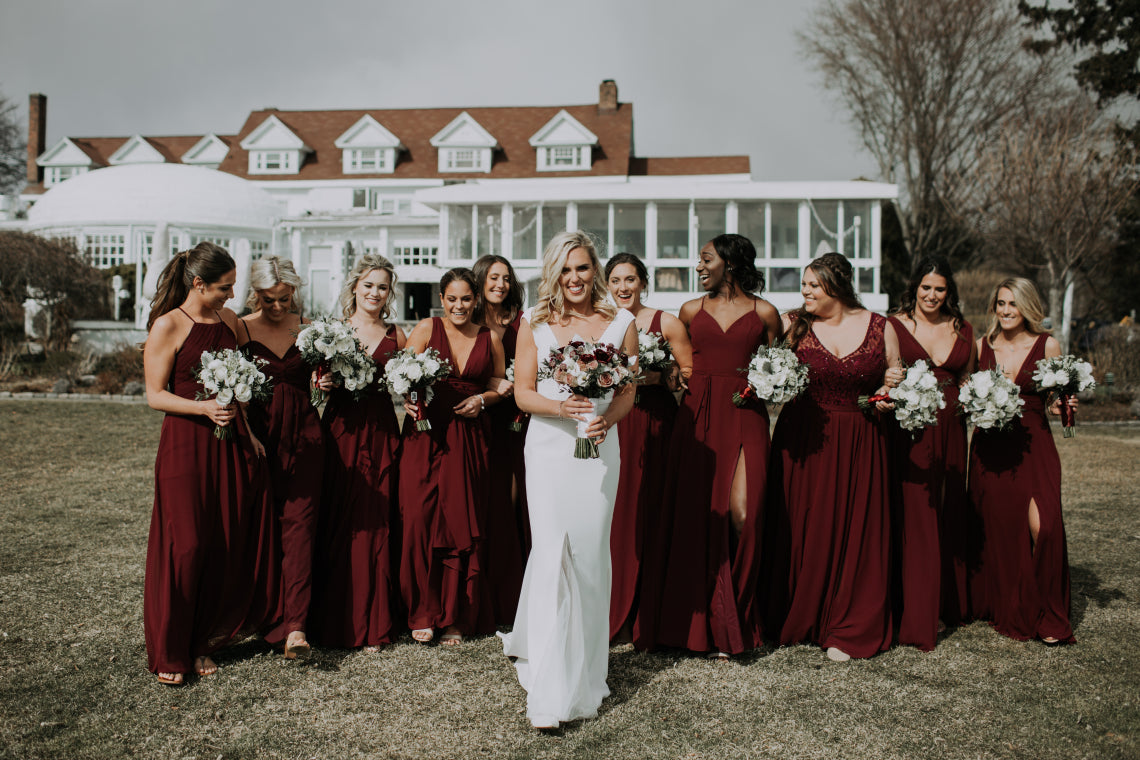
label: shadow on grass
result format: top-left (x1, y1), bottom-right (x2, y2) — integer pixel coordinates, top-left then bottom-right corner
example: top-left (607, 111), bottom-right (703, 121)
top-left (1070, 563), bottom-right (1128, 631)
top-left (212, 637), bottom-right (353, 673)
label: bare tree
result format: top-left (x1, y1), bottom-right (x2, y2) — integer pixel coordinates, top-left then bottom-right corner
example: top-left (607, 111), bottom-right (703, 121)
top-left (973, 98), bottom-right (1139, 352)
top-left (0, 89), bottom-right (24, 194)
top-left (800, 0), bottom-right (1067, 268)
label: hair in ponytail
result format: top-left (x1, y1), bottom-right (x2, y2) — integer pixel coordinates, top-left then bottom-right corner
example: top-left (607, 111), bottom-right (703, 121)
top-left (147, 241), bottom-right (235, 330)
top-left (786, 252), bottom-right (862, 350)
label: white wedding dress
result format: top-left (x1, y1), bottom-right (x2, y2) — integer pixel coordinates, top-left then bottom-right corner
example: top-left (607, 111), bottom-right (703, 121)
top-left (500, 307), bottom-right (635, 729)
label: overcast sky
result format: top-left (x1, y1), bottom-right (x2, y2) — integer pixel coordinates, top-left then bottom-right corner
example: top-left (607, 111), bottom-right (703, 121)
top-left (0, 0), bottom-right (879, 182)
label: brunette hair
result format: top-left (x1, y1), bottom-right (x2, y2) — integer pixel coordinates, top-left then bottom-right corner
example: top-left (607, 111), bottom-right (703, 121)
top-left (245, 255), bottom-right (305, 315)
top-left (147, 242), bottom-right (235, 330)
top-left (604, 252), bottom-right (649, 286)
top-left (786, 252), bottom-right (863, 350)
top-left (439, 267), bottom-right (478, 297)
top-left (529, 230), bottom-right (616, 326)
top-left (339, 254), bottom-right (397, 320)
top-left (892, 255), bottom-right (966, 333)
top-left (708, 234), bottom-right (764, 295)
top-left (985, 276), bottom-right (1049, 341)
top-left (472, 254), bottom-right (523, 326)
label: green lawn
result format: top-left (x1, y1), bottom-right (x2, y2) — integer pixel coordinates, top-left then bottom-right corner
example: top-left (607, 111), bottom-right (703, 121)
top-left (0, 402), bottom-right (1137, 759)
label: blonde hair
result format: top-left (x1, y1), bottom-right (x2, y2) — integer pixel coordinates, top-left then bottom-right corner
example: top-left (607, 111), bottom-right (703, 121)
top-left (529, 230), bottom-right (615, 326)
top-left (340, 253), bottom-right (397, 320)
top-left (245, 256), bottom-right (305, 315)
top-left (986, 276), bottom-right (1049, 341)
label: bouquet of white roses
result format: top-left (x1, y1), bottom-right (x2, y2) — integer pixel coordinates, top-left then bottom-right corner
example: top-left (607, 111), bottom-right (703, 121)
top-left (860, 359), bottom-right (944, 432)
top-left (958, 368), bottom-right (1025, 431)
top-left (538, 340), bottom-right (637, 458)
top-left (296, 318), bottom-right (377, 406)
top-left (382, 347), bottom-right (452, 431)
top-left (504, 359), bottom-right (528, 432)
top-left (637, 330), bottom-right (673, 374)
top-left (194, 348), bottom-right (273, 440)
top-left (1033, 354), bottom-right (1095, 437)
top-left (734, 343), bottom-right (809, 407)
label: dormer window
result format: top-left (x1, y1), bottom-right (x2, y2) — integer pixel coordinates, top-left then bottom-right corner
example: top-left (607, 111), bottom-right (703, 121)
top-left (542, 146), bottom-right (588, 169)
top-left (529, 110), bottom-right (598, 172)
top-left (347, 148), bottom-right (385, 172)
top-left (430, 112), bottom-right (498, 174)
top-left (444, 148), bottom-right (484, 172)
top-left (37, 137), bottom-right (98, 186)
top-left (253, 151), bottom-right (294, 172)
top-left (45, 165), bottom-right (88, 186)
top-left (335, 115), bottom-right (403, 175)
top-left (181, 134), bottom-right (230, 170)
top-left (240, 115), bottom-right (310, 175)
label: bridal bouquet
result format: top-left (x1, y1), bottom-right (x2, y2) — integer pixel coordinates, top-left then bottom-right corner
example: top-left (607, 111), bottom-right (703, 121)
top-left (194, 348), bottom-right (273, 440)
top-left (859, 359), bottom-right (945, 431)
top-left (733, 344), bottom-right (809, 407)
top-left (538, 340), bottom-right (636, 458)
top-left (1033, 354), bottom-right (1095, 438)
top-left (296, 318), bottom-right (377, 406)
top-left (382, 347), bottom-right (452, 431)
top-left (958, 369), bottom-right (1025, 431)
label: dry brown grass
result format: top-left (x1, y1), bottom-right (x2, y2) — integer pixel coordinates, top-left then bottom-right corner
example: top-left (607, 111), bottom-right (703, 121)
top-left (0, 402), bottom-right (1137, 759)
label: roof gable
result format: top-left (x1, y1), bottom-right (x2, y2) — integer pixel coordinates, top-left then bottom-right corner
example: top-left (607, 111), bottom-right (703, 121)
top-left (429, 111), bottom-right (498, 148)
top-left (108, 135), bottom-right (166, 165)
top-left (529, 110), bottom-right (599, 147)
top-left (334, 115), bottom-right (403, 149)
top-left (38, 137), bottom-right (99, 167)
top-left (240, 115), bottom-right (310, 151)
top-left (182, 134), bottom-right (231, 164)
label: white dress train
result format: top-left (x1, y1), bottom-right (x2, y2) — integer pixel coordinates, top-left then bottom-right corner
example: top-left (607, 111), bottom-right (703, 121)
top-left (500, 308), bottom-right (634, 728)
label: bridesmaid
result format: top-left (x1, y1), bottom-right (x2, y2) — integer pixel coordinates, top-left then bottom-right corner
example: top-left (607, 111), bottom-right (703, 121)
top-left (239, 256), bottom-right (323, 659)
top-left (968, 277), bottom-right (1075, 644)
top-left (647, 234), bottom-right (781, 659)
top-left (887, 256), bottom-right (976, 651)
top-left (142, 242), bottom-right (278, 684)
top-left (604, 252), bottom-right (692, 644)
top-left (399, 268), bottom-right (506, 645)
top-left (309, 254), bottom-right (405, 650)
top-left (472, 254), bottom-right (530, 626)
top-left (764, 252), bottom-right (901, 662)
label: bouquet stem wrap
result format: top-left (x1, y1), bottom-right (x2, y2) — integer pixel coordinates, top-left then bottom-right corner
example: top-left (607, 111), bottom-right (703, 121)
top-left (1060, 393), bottom-right (1077, 438)
top-left (574, 402), bottom-right (599, 459)
top-left (509, 411), bottom-right (528, 433)
top-left (311, 363), bottom-right (327, 407)
top-left (410, 389), bottom-right (431, 431)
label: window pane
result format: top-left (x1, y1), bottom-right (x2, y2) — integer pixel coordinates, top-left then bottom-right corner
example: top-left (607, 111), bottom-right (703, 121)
top-left (477, 205), bottom-right (501, 255)
top-left (449, 205), bottom-right (473, 259)
top-left (541, 205), bottom-right (566, 244)
top-left (577, 204), bottom-right (609, 256)
top-left (654, 266), bottom-right (690, 293)
top-left (857, 267), bottom-right (876, 294)
top-left (657, 203), bottom-right (689, 259)
top-left (695, 203), bottom-right (725, 245)
top-left (769, 267), bottom-right (802, 293)
top-left (613, 203), bottom-right (645, 258)
top-left (738, 203), bottom-right (766, 257)
top-left (513, 204), bottom-right (538, 260)
top-left (809, 200), bottom-right (840, 257)
top-left (771, 202), bottom-right (799, 259)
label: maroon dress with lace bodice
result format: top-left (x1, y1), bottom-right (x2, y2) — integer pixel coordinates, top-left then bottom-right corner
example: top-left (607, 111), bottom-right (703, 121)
top-left (399, 318), bottom-right (495, 635)
top-left (484, 311), bottom-right (529, 626)
top-left (888, 317), bottom-right (974, 651)
top-left (309, 327), bottom-right (402, 648)
top-left (968, 335), bottom-right (1073, 643)
top-left (610, 309), bottom-right (678, 639)
top-left (244, 327), bottom-right (324, 642)
top-left (642, 301), bottom-right (770, 655)
top-left (764, 312), bottom-right (892, 658)
top-left (144, 312), bottom-right (278, 675)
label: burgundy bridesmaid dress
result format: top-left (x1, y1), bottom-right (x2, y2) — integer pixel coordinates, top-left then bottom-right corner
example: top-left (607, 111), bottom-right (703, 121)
top-left (968, 334), bottom-right (1073, 643)
top-left (610, 309), bottom-right (678, 640)
top-left (484, 311), bottom-right (529, 625)
top-left (645, 300), bottom-right (769, 655)
top-left (399, 318), bottom-right (495, 635)
top-left (244, 332), bottom-right (324, 644)
top-left (888, 318), bottom-right (974, 651)
top-left (309, 327), bottom-right (402, 648)
top-left (764, 313), bottom-right (892, 659)
top-left (144, 311), bottom-right (279, 675)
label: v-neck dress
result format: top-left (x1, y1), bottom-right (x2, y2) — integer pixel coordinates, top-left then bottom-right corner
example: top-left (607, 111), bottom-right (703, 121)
top-left (399, 317), bottom-right (495, 635)
top-left (887, 317), bottom-right (974, 651)
top-left (968, 334), bottom-right (1073, 643)
top-left (763, 312), bottom-right (892, 658)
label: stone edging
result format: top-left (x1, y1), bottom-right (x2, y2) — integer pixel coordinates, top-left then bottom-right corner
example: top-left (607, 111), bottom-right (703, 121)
top-left (0, 391), bottom-right (148, 403)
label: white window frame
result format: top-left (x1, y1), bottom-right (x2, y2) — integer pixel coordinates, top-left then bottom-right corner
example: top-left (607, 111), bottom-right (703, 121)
top-left (45, 166), bottom-right (87, 186)
top-left (86, 233), bottom-right (127, 269)
top-left (344, 148), bottom-right (387, 173)
top-left (249, 150), bottom-right (297, 174)
top-left (538, 145), bottom-right (589, 171)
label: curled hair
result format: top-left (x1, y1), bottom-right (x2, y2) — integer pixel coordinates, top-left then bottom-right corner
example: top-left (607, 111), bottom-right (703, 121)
top-left (985, 276), bottom-right (1048, 341)
top-left (529, 230), bottom-right (616, 326)
top-left (709, 234), bottom-right (764, 295)
top-left (892, 255), bottom-right (966, 335)
top-left (786, 252), bottom-right (863, 350)
top-left (439, 267), bottom-right (478, 297)
top-left (245, 255), bottom-right (305, 315)
top-left (604, 252), bottom-right (649, 286)
top-left (472, 254), bottom-right (523, 326)
top-left (339, 254), bottom-right (397, 320)
top-left (147, 241), bottom-right (235, 330)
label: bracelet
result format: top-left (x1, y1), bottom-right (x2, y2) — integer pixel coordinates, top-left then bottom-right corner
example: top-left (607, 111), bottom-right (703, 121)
top-left (477, 394), bottom-right (485, 412)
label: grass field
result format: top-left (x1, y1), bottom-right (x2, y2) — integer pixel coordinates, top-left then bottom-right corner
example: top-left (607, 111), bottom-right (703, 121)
top-left (0, 401), bottom-right (1137, 760)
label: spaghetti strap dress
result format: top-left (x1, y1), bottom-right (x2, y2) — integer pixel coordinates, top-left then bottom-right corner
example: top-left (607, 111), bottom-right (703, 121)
top-left (484, 311), bottom-right (530, 626)
top-left (645, 300), bottom-right (769, 655)
top-left (309, 327), bottom-right (402, 648)
top-left (399, 318), bottom-right (495, 635)
top-left (144, 312), bottom-right (279, 675)
top-left (888, 317), bottom-right (974, 651)
top-left (968, 335), bottom-right (1073, 643)
top-left (764, 312), bottom-right (892, 659)
top-left (243, 327), bottom-right (324, 643)
top-left (610, 309), bottom-right (678, 640)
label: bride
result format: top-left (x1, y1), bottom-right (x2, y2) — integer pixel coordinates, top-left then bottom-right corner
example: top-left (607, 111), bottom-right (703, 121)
top-left (500, 230), bottom-right (639, 729)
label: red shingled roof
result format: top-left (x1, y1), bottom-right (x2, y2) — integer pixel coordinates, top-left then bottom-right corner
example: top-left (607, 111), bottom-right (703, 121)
top-left (60, 135), bottom-right (233, 166)
top-left (629, 156), bottom-right (750, 175)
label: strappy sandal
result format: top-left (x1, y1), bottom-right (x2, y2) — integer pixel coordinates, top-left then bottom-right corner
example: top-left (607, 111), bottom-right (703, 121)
top-left (156, 672), bottom-right (183, 686)
top-left (284, 632), bottom-right (311, 660)
top-left (411, 628), bottom-right (434, 644)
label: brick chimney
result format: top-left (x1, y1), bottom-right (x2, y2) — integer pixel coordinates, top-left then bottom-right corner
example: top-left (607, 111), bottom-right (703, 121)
top-left (598, 80), bottom-right (618, 113)
top-left (27, 93), bottom-right (46, 185)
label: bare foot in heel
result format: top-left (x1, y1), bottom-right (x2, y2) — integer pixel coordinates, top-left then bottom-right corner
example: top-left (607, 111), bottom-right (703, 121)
top-left (284, 631), bottom-right (311, 659)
